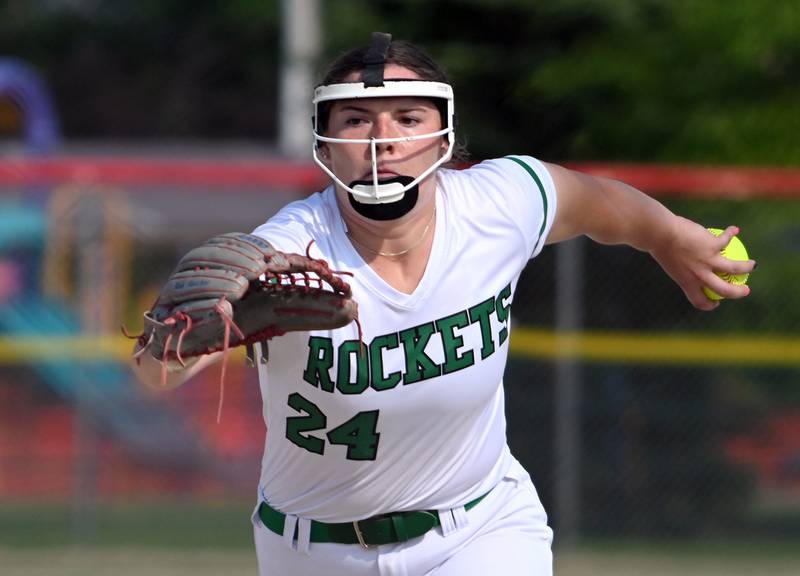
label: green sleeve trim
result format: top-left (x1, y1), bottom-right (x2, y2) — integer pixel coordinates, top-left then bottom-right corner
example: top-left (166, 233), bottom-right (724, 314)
top-left (504, 155), bottom-right (549, 246)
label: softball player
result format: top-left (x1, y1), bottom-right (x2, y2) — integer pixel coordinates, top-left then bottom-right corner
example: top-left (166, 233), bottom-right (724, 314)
top-left (132, 33), bottom-right (755, 576)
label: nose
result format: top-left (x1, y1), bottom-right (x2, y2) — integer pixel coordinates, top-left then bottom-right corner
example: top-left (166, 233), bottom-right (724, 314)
top-left (370, 115), bottom-right (396, 153)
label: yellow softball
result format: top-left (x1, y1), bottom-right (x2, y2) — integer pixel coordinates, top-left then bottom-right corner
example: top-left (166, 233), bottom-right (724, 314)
top-left (702, 228), bottom-right (750, 301)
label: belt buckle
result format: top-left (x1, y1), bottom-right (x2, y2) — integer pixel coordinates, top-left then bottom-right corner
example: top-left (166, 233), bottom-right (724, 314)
top-left (352, 520), bottom-right (375, 549)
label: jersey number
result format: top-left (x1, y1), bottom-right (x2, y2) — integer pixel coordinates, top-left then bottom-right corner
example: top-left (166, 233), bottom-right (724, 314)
top-left (285, 392), bottom-right (380, 461)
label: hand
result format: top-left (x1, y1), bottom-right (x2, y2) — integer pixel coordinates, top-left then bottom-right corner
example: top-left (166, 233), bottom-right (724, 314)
top-left (650, 218), bottom-right (756, 311)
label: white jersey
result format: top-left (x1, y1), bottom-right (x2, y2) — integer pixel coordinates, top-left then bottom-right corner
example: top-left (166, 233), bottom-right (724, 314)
top-left (251, 155), bottom-right (557, 523)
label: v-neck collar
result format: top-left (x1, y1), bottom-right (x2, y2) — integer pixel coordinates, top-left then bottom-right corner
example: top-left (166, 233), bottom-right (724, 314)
top-left (329, 185), bottom-right (447, 311)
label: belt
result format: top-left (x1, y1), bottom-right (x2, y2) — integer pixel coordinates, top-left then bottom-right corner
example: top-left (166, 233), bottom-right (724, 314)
top-left (258, 492), bottom-right (489, 548)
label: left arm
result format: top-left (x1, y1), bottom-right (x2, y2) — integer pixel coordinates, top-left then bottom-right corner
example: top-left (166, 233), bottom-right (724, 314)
top-left (544, 162), bottom-right (755, 311)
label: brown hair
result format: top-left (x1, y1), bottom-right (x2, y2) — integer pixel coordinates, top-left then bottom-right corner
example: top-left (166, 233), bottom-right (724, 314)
top-left (316, 39), bottom-right (469, 162)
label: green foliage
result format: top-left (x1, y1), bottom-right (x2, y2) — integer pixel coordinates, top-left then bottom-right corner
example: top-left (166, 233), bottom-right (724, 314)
top-left (3, 0), bottom-right (798, 163)
top-left (322, 0), bottom-right (800, 164)
top-left (527, 0), bottom-right (800, 164)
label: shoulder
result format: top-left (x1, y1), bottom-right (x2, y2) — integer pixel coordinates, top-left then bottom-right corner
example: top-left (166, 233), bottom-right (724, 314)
top-left (271, 188), bottom-right (333, 222)
top-left (437, 156), bottom-right (558, 259)
top-left (438, 156), bottom-right (553, 197)
top-left (437, 156), bottom-right (556, 214)
top-left (252, 187), bottom-right (338, 253)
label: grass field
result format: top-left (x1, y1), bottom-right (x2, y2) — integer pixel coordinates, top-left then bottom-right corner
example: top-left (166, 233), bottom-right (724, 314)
top-left (0, 548), bottom-right (256, 576)
top-left (1, 503), bottom-right (799, 575)
top-left (2, 545), bottom-right (799, 576)
top-left (0, 502), bottom-right (256, 549)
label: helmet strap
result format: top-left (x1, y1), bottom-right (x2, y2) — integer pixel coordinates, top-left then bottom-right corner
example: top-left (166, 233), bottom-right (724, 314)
top-left (361, 32), bottom-right (392, 87)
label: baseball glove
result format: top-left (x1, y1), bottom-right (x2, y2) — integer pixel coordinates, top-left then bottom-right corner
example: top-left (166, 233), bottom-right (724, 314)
top-left (126, 233), bottom-right (358, 416)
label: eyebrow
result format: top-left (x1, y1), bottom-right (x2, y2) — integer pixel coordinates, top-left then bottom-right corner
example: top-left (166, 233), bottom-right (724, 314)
top-left (337, 104), bottom-right (431, 114)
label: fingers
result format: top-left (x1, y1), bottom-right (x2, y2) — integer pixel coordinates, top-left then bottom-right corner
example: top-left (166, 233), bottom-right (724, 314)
top-left (727, 257), bottom-right (757, 275)
top-left (682, 282), bottom-right (720, 311)
top-left (656, 222), bottom-right (755, 310)
top-left (703, 224), bottom-right (755, 302)
top-left (709, 225), bottom-right (756, 273)
top-left (681, 264), bottom-right (750, 310)
top-left (713, 225), bottom-right (739, 247)
top-left (710, 253), bottom-right (757, 276)
top-left (700, 269), bottom-right (751, 300)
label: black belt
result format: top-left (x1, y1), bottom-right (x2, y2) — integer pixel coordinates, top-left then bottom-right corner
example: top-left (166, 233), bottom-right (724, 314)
top-left (258, 492), bottom-right (489, 548)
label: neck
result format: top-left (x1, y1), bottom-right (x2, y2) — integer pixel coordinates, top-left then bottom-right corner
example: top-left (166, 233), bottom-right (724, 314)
top-left (344, 199), bottom-right (437, 260)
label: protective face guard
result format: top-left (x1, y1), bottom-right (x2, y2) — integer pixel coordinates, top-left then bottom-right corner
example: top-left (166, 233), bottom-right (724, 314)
top-left (313, 80), bottom-right (455, 204)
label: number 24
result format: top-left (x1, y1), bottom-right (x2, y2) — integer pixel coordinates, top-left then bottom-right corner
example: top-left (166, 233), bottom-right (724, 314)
top-left (285, 392), bottom-right (380, 461)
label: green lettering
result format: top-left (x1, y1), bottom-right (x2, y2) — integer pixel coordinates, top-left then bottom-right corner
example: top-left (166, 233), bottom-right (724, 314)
top-left (302, 336), bottom-right (334, 392)
top-left (327, 410), bottom-right (380, 461)
top-left (399, 322), bottom-right (441, 385)
top-left (436, 310), bottom-right (475, 374)
top-left (336, 340), bottom-right (369, 395)
top-left (496, 284), bottom-right (512, 346)
top-left (285, 392), bottom-right (326, 455)
top-left (468, 296), bottom-right (496, 360)
top-left (369, 333), bottom-right (402, 391)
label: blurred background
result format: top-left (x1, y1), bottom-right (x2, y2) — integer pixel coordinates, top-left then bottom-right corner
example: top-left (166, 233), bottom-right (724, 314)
top-left (1, 0), bottom-right (799, 574)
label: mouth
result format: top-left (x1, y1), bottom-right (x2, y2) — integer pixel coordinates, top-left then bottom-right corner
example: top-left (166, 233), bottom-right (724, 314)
top-left (363, 169), bottom-right (399, 180)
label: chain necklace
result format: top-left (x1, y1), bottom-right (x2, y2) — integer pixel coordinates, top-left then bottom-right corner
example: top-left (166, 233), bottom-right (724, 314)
top-left (347, 208), bottom-right (436, 258)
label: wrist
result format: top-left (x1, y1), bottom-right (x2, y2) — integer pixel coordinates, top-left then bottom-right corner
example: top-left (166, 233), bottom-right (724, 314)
top-left (645, 212), bottom-right (682, 256)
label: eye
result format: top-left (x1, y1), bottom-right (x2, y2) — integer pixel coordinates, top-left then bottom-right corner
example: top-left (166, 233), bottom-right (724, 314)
top-left (344, 117), bottom-right (367, 127)
top-left (399, 116), bottom-right (422, 127)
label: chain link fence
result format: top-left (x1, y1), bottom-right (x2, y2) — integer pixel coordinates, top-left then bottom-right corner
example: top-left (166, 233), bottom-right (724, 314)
top-left (509, 191), bottom-right (800, 544)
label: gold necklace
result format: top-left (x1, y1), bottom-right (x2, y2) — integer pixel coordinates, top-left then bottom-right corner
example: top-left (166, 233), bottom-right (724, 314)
top-left (348, 208), bottom-right (436, 258)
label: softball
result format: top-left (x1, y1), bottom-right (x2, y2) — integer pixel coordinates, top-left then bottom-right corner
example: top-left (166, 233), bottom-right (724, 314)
top-left (702, 228), bottom-right (750, 301)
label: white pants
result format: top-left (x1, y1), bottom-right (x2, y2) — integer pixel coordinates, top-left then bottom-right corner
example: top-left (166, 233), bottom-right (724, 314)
top-left (252, 461), bottom-right (553, 576)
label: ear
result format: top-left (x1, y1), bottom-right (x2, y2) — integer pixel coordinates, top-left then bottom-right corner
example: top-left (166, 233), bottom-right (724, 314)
top-left (317, 143), bottom-right (331, 166)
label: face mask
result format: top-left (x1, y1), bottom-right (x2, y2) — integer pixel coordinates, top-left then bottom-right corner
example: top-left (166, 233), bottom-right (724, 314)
top-left (312, 80), bottom-right (455, 219)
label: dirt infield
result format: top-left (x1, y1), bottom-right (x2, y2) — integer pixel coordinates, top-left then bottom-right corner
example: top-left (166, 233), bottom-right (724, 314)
top-left (2, 546), bottom-right (799, 576)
